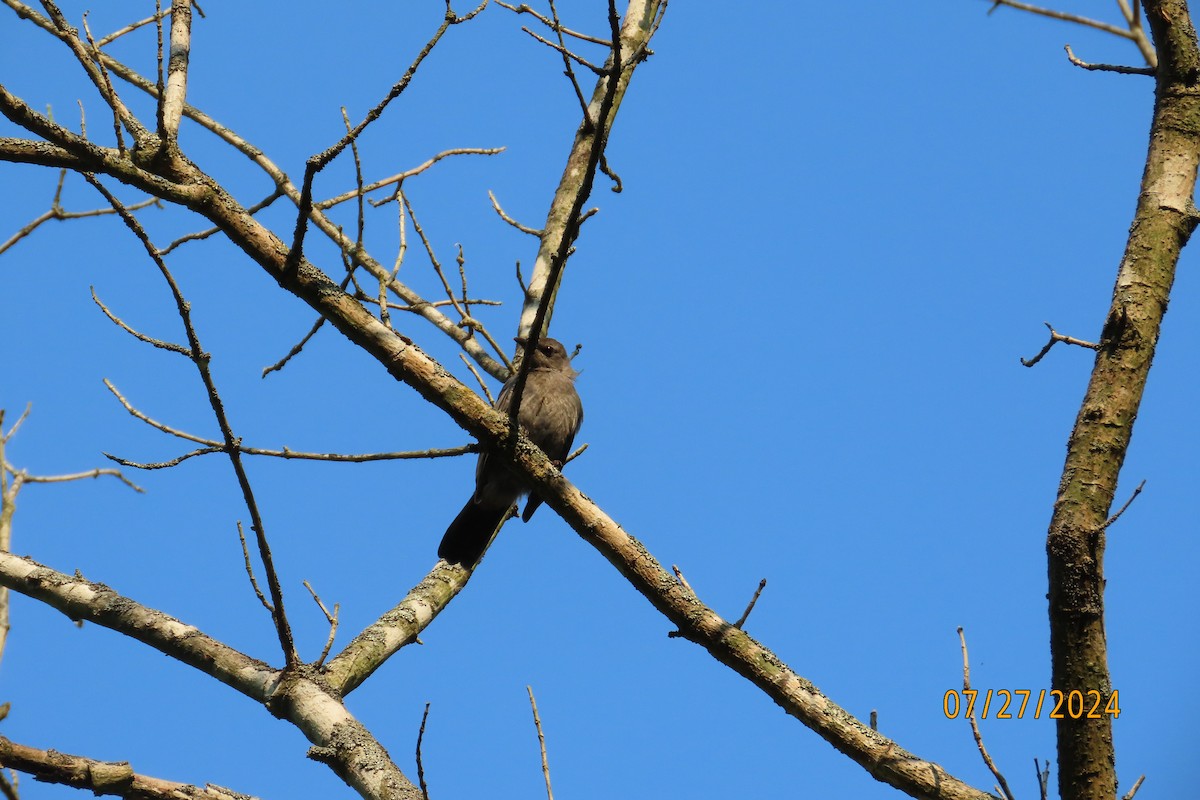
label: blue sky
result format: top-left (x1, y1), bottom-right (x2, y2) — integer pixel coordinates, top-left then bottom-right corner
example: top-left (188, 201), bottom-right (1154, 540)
top-left (1, 2), bottom-right (1197, 798)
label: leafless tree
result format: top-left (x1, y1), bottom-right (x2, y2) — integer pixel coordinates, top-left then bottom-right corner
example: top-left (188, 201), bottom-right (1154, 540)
top-left (0, 1), bottom-right (1193, 799)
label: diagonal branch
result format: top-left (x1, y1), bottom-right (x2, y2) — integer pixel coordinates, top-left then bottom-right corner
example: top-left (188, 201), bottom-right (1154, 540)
top-left (0, 735), bottom-right (260, 800)
top-left (324, 561), bottom-right (470, 694)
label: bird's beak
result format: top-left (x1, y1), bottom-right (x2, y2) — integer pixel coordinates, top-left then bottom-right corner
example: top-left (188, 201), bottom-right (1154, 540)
top-left (513, 336), bottom-right (527, 346)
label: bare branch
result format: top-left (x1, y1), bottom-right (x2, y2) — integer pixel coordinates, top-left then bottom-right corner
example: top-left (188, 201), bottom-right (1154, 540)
top-left (496, 1), bottom-right (613, 46)
top-left (988, 0), bottom-right (1136, 39)
top-left (415, 704), bottom-right (431, 800)
top-left (403, 192), bottom-right (468, 322)
top-left (527, 686), bottom-right (555, 800)
top-left (732, 578), bottom-right (767, 629)
top-left (18, 467), bottom-right (143, 493)
top-left (957, 627), bottom-right (1016, 800)
top-left (0, 181), bottom-right (159, 256)
top-left (91, 286), bottom-right (190, 355)
top-left (488, 189), bottom-right (544, 236)
top-left (520, 25), bottom-right (603, 74)
top-left (303, 580), bottom-right (339, 667)
top-left (324, 562), bottom-right (472, 695)
top-left (1020, 321), bottom-right (1100, 367)
top-left (160, 0), bottom-right (192, 141)
top-left (460, 352), bottom-right (496, 405)
top-left (104, 378), bottom-right (475, 464)
top-left (1064, 43), bottom-right (1154, 75)
top-left (562, 442), bottom-right (587, 465)
top-left (238, 521), bottom-right (273, 614)
top-left (546, 0), bottom-right (590, 117)
top-left (81, 12), bottom-right (127, 155)
top-left (2, 405), bottom-right (33, 444)
top-left (1035, 757), bottom-right (1050, 800)
top-left (0, 735), bottom-right (261, 800)
top-left (1122, 774), bottom-right (1146, 800)
top-left (105, 446), bottom-right (222, 470)
top-left (317, 148), bottom-right (504, 210)
top-left (1101, 479), bottom-right (1146, 530)
top-left (96, 9), bottom-right (169, 47)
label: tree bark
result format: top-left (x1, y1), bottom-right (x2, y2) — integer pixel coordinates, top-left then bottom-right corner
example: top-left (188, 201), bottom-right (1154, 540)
top-left (1046, 3), bottom-right (1200, 798)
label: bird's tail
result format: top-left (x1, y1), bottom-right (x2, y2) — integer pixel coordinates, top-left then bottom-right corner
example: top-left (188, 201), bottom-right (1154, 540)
top-left (438, 497), bottom-right (513, 568)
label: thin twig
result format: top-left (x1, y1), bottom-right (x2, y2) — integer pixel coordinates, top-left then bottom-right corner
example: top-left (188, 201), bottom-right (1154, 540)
top-left (403, 192), bottom-right (467, 321)
top-left (957, 627), bottom-right (1016, 800)
top-left (81, 12), bottom-right (127, 155)
top-left (599, 151), bottom-right (622, 192)
top-left (1021, 321), bottom-right (1100, 367)
top-left (103, 380), bottom-right (477, 464)
top-left (19, 467), bottom-right (144, 492)
top-left (495, 1), bottom-right (613, 45)
top-left (732, 579), bottom-right (767, 629)
top-left (1101, 479), bottom-right (1146, 530)
top-left (157, 189), bottom-right (282, 256)
top-left (671, 564), bottom-right (693, 594)
top-left (520, 26), bottom-right (603, 74)
top-left (262, 267), bottom-right (355, 376)
top-left (1121, 774), bottom-right (1146, 800)
top-left (0, 192), bottom-right (159, 257)
top-left (1034, 757), bottom-right (1051, 800)
top-left (391, 187), bottom-right (408, 280)
top-left (96, 9), bottom-right (170, 47)
top-left (527, 686), bottom-right (555, 800)
top-left (262, 315), bottom-right (330, 377)
top-left (1064, 43), bottom-right (1154, 75)
top-left (415, 703), bottom-right (431, 800)
top-left (562, 442), bottom-right (588, 465)
top-left (104, 446), bottom-right (222, 470)
top-left (361, 297), bottom-right (502, 314)
top-left (548, 0), bottom-right (590, 116)
top-left (988, 0), bottom-right (1135, 39)
top-left (460, 353), bottom-right (496, 405)
top-left (2, 408), bottom-right (29, 444)
top-left (238, 521), bottom-right (273, 614)
top-left (92, 286), bottom-right (190, 355)
top-left (317, 148), bottom-right (504, 210)
top-left (488, 189), bottom-right (543, 236)
top-left (303, 580), bottom-right (339, 666)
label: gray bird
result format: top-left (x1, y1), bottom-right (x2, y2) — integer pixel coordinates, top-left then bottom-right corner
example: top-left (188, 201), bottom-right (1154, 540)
top-left (438, 336), bottom-right (583, 568)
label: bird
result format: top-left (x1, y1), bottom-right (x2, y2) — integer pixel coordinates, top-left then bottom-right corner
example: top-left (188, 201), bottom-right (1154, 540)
top-left (438, 336), bottom-right (583, 568)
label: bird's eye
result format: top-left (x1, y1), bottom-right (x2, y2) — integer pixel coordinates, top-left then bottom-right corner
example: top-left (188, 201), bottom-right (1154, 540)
top-left (541, 345), bottom-right (553, 355)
